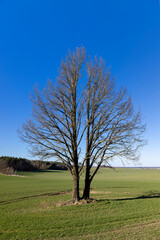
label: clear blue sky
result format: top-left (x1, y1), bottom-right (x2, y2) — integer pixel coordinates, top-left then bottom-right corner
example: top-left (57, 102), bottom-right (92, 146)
top-left (0, 0), bottom-right (160, 167)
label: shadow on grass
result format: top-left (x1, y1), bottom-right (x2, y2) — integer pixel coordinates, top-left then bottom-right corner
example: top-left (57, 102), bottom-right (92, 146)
top-left (1, 191), bottom-right (160, 206)
top-left (0, 191), bottom-right (72, 206)
top-left (105, 187), bottom-right (135, 189)
top-left (98, 191), bottom-right (160, 204)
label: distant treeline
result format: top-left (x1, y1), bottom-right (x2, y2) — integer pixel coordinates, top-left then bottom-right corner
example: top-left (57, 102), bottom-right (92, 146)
top-left (0, 156), bottom-right (67, 175)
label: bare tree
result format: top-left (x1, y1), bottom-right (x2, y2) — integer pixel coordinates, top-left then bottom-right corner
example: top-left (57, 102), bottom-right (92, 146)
top-left (19, 47), bottom-right (146, 202)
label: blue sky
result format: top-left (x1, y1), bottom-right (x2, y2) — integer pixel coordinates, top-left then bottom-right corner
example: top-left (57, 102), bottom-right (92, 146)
top-left (0, 0), bottom-right (160, 166)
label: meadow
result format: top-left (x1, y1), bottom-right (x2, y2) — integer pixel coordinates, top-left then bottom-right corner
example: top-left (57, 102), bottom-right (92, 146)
top-left (1, 168), bottom-right (160, 239)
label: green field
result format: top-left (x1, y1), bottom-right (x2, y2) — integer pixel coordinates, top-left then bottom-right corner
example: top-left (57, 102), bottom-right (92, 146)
top-left (1, 168), bottom-right (160, 239)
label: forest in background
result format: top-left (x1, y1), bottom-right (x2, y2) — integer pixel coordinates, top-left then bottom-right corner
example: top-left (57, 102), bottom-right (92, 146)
top-left (0, 156), bottom-right (67, 174)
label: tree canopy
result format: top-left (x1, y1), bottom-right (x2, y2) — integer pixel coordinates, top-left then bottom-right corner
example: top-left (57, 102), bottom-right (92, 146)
top-left (19, 47), bottom-right (146, 202)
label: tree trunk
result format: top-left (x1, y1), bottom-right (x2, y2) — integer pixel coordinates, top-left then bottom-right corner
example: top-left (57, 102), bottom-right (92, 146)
top-left (82, 166), bottom-right (91, 199)
top-left (82, 179), bottom-right (91, 199)
top-left (72, 170), bottom-right (80, 202)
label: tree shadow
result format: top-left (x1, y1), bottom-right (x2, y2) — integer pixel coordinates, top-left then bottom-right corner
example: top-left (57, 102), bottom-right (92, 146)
top-left (106, 187), bottom-right (135, 189)
top-left (1, 191), bottom-right (160, 207)
top-left (0, 191), bottom-right (72, 206)
top-left (98, 191), bottom-right (160, 204)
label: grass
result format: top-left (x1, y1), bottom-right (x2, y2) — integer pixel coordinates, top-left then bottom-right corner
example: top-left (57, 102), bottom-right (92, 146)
top-left (1, 168), bottom-right (160, 239)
